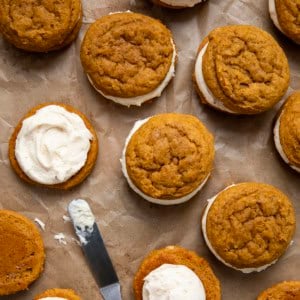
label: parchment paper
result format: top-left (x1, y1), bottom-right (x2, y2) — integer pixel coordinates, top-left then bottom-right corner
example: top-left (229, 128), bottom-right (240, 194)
top-left (0, 0), bottom-right (299, 299)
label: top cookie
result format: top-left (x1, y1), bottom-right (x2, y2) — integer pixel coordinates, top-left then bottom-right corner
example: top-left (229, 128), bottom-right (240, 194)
top-left (277, 91), bottom-right (300, 170)
top-left (205, 183), bottom-right (296, 270)
top-left (125, 113), bottom-right (214, 200)
top-left (257, 281), bottom-right (300, 300)
top-left (198, 25), bottom-right (290, 114)
top-left (0, 0), bottom-right (82, 52)
top-left (275, 0), bottom-right (300, 44)
top-left (80, 12), bottom-right (174, 100)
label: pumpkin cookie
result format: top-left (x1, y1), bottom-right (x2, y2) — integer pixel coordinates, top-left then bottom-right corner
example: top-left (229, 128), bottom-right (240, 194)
top-left (152, 0), bottom-right (205, 9)
top-left (134, 245), bottom-right (221, 300)
top-left (202, 183), bottom-right (296, 273)
top-left (194, 25), bottom-right (290, 114)
top-left (34, 288), bottom-right (81, 300)
top-left (274, 91), bottom-right (300, 173)
top-left (121, 113), bottom-right (214, 205)
top-left (9, 103), bottom-right (98, 190)
top-left (257, 281), bottom-right (300, 300)
top-left (0, 0), bottom-right (82, 52)
top-left (80, 12), bottom-right (176, 107)
top-left (269, 0), bottom-right (300, 44)
top-left (0, 210), bottom-right (45, 296)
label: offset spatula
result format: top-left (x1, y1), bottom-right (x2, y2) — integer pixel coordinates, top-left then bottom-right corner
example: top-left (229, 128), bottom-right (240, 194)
top-left (68, 199), bottom-right (122, 300)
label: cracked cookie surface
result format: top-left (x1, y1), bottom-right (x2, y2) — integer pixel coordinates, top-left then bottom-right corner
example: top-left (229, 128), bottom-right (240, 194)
top-left (275, 0), bottom-right (300, 43)
top-left (257, 281), bottom-right (300, 300)
top-left (0, 210), bottom-right (45, 296)
top-left (0, 0), bottom-right (82, 52)
top-left (279, 92), bottom-right (300, 169)
top-left (133, 246), bottom-right (221, 300)
top-left (202, 25), bottom-right (290, 114)
top-left (34, 288), bottom-right (81, 300)
top-left (205, 183), bottom-right (295, 269)
top-left (80, 12), bottom-right (174, 98)
top-left (126, 114), bottom-right (214, 199)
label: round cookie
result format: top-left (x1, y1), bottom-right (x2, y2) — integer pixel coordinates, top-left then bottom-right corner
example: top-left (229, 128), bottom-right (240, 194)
top-left (9, 103), bottom-right (98, 190)
top-left (194, 25), bottom-right (290, 114)
top-left (269, 0), bottom-right (300, 44)
top-left (80, 12), bottom-right (176, 107)
top-left (257, 281), bottom-right (300, 300)
top-left (34, 288), bottom-right (81, 300)
top-left (0, 210), bottom-right (45, 296)
top-left (0, 0), bottom-right (82, 52)
top-left (152, 0), bottom-right (204, 9)
top-left (274, 91), bottom-right (300, 173)
top-left (121, 113), bottom-right (215, 204)
top-left (202, 183), bottom-right (296, 273)
top-left (134, 245), bottom-right (221, 300)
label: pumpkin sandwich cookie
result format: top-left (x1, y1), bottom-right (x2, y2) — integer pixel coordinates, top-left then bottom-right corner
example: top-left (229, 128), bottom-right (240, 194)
top-left (152, 0), bottom-right (205, 9)
top-left (257, 281), bottom-right (300, 300)
top-left (202, 182), bottom-right (296, 273)
top-left (9, 103), bottom-right (98, 190)
top-left (269, 0), bottom-right (300, 44)
top-left (121, 113), bottom-right (214, 205)
top-left (0, 210), bottom-right (45, 296)
top-left (134, 245), bottom-right (221, 300)
top-left (274, 91), bottom-right (300, 173)
top-left (194, 25), bottom-right (290, 114)
top-left (80, 12), bottom-right (176, 107)
top-left (34, 288), bottom-right (81, 300)
top-left (0, 0), bottom-right (82, 52)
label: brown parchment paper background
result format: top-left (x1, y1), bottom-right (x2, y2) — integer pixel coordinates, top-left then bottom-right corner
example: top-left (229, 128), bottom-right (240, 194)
top-left (0, 0), bottom-right (299, 299)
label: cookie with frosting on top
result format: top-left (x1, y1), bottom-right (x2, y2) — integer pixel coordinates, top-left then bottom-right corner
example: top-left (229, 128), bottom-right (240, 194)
top-left (9, 103), bottom-right (98, 190)
top-left (134, 245), bottom-right (221, 300)
top-left (34, 288), bottom-right (81, 300)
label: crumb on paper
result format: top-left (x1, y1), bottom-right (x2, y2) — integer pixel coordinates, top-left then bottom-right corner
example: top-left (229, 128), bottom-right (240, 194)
top-left (63, 215), bottom-right (71, 222)
top-left (34, 218), bottom-right (45, 231)
top-left (54, 233), bottom-right (67, 245)
top-left (72, 237), bottom-right (81, 246)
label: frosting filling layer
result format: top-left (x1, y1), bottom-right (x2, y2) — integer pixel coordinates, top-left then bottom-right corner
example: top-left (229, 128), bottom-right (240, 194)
top-left (194, 43), bottom-right (236, 114)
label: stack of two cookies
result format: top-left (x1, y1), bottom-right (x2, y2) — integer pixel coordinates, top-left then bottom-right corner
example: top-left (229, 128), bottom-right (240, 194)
top-left (0, 0), bottom-right (82, 52)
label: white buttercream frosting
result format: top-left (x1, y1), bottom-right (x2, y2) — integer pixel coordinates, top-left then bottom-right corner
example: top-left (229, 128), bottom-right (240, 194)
top-left (202, 185), bottom-right (278, 273)
top-left (273, 114), bottom-right (300, 173)
top-left (87, 40), bottom-right (176, 107)
top-left (159, 0), bottom-right (203, 7)
top-left (195, 43), bottom-right (236, 114)
top-left (39, 298), bottom-right (67, 300)
top-left (120, 117), bottom-right (210, 205)
top-left (68, 199), bottom-right (95, 245)
top-left (15, 105), bottom-right (93, 185)
top-left (143, 264), bottom-right (206, 300)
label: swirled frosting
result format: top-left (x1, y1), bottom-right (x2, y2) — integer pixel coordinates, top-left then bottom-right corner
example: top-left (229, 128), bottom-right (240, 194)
top-left (15, 105), bottom-right (93, 185)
